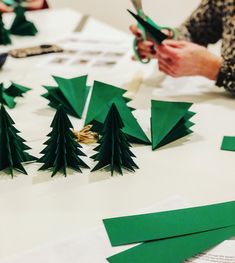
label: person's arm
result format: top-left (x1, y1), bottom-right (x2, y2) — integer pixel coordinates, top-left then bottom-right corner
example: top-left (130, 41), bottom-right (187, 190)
top-left (216, 60), bottom-right (235, 92)
top-left (177, 0), bottom-right (223, 46)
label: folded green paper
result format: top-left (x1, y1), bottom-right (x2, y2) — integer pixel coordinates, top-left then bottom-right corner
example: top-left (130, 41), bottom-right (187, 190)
top-left (4, 82), bottom-right (31, 97)
top-left (151, 100), bottom-right (195, 150)
top-left (221, 136), bottom-right (235, 151)
top-left (104, 200), bottom-right (235, 246)
top-left (85, 81), bottom-right (150, 145)
top-left (0, 12), bottom-right (12, 45)
top-left (37, 105), bottom-right (89, 177)
top-left (91, 103), bottom-right (139, 175)
top-left (0, 105), bottom-right (36, 177)
top-left (42, 75), bottom-right (90, 119)
top-left (107, 225), bottom-right (235, 263)
top-left (10, 5), bottom-right (38, 36)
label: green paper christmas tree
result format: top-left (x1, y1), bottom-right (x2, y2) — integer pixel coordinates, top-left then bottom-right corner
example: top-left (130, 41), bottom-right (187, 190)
top-left (10, 5), bottom-right (38, 36)
top-left (37, 105), bottom-right (89, 177)
top-left (85, 81), bottom-right (150, 145)
top-left (151, 100), bottom-right (195, 150)
top-left (42, 75), bottom-right (90, 119)
top-left (0, 83), bottom-right (16, 108)
top-left (4, 81), bottom-right (31, 97)
top-left (0, 12), bottom-right (12, 45)
top-left (91, 103), bottom-right (139, 175)
top-left (0, 82), bottom-right (31, 108)
top-left (0, 105), bottom-right (36, 177)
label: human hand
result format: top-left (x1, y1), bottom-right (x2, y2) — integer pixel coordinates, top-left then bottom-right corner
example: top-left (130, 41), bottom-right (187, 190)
top-left (24, 0), bottom-right (44, 10)
top-left (156, 39), bottom-right (222, 80)
top-left (0, 2), bottom-right (13, 12)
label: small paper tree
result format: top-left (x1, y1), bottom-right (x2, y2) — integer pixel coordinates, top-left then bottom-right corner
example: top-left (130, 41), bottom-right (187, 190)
top-left (38, 105), bottom-right (89, 177)
top-left (0, 12), bottom-right (11, 45)
top-left (91, 103), bottom-right (139, 175)
top-left (0, 105), bottom-right (36, 177)
top-left (10, 5), bottom-right (38, 36)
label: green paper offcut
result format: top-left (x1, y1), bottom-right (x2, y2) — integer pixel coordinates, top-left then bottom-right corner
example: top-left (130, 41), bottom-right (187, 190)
top-left (86, 81), bottom-right (150, 145)
top-left (151, 100), bottom-right (194, 150)
top-left (107, 225), bottom-right (235, 263)
top-left (103, 200), bottom-right (235, 247)
top-left (221, 136), bottom-right (235, 151)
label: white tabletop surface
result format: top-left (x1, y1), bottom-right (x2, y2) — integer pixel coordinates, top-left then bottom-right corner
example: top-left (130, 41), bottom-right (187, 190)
top-left (0, 8), bottom-right (235, 261)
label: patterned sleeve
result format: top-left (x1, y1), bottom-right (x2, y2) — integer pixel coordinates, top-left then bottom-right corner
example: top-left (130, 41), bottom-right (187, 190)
top-left (176, 0), bottom-right (235, 92)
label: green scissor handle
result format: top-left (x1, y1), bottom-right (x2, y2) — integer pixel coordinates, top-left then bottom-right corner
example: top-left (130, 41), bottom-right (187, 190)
top-left (133, 15), bottom-right (176, 64)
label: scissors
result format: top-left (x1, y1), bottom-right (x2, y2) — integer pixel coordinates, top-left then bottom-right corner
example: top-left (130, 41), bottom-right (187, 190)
top-left (131, 0), bottom-right (176, 64)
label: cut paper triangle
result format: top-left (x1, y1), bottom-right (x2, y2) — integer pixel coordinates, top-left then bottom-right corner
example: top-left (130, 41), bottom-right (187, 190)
top-left (91, 103), bottom-right (139, 175)
top-left (42, 75), bottom-right (90, 119)
top-left (127, 9), bottom-right (168, 44)
top-left (221, 136), bottom-right (235, 151)
top-left (0, 12), bottom-right (12, 45)
top-left (85, 81), bottom-right (150, 145)
top-left (107, 225), bottom-right (235, 263)
top-left (0, 83), bottom-right (16, 108)
top-left (4, 82), bottom-right (31, 97)
top-left (151, 100), bottom-right (195, 150)
top-left (103, 200), bottom-right (235, 246)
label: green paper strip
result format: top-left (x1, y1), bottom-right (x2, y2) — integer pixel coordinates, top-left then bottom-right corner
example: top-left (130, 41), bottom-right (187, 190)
top-left (103, 200), bottom-right (235, 246)
top-left (221, 136), bottom-right (235, 151)
top-left (107, 225), bottom-right (235, 263)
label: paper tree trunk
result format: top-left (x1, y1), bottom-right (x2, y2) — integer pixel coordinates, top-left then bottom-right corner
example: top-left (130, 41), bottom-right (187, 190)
top-left (85, 81), bottom-right (150, 145)
top-left (0, 105), bottom-right (36, 177)
top-left (91, 103), bottom-right (138, 175)
top-left (38, 105), bottom-right (89, 177)
top-left (151, 100), bottom-right (195, 150)
top-left (42, 75), bottom-right (90, 119)
top-left (0, 12), bottom-right (12, 45)
top-left (10, 5), bottom-right (38, 36)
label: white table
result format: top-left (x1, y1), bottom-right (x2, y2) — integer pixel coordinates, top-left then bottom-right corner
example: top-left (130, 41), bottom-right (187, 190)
top-left (0, 8), bottom-right (235, 261)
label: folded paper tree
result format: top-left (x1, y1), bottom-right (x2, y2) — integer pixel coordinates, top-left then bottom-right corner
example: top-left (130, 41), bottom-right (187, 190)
top-left (85, 81), bottom-right (150, 145)
top-left (0, 12), bottom-right (12, 45)
top-left (0, 105), bottom-right (36, 177)
top-left (221, 136), bottom-right (235, 151)
top-left (0, 82), bottom-right (31, 108)
top-left (10, 5), bottom-right (38, 36)
top-left (42, 75), bottom-right (90, 119)
top-left (37, 105), bottom-right (89, 177)
top-left (151, 100), bottom-right (195, 150)
top-left (127, 9), bottom-right (168, 44)
top-left (91, 103), bottom-right (139, 175)
top-left (104, 200), bottom-right (235, 262)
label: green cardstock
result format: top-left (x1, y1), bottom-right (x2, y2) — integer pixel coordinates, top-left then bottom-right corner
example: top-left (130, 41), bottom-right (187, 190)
top-left (43, 75), bottom-right (90, 119)
top-left (127, 10), bottom-right (168, 44)
top-left (0, 105), bottom-right (36, 177)
top-left (107, 225), bottom-right (235, 263)
top-left (85, 81), bottom-right (150, 145)
top-left (0, 12), bottom-right (12, 45)
top-left (221, 136), bottom-right (235, 151)
top-left (37, 105), bottom-right (89, 177)
top-left (91, 103), bottom-right (139, 175)
top-left (103, 200), bottom-right (235, 246)
top-left (151, 100), bottom-right (195, 150)
top-left (10, 5), bottom-right (38, 36)
top-left (5, 82), bottom-right (31, 97)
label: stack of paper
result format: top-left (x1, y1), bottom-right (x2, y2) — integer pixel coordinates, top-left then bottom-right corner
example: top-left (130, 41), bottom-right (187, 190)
top-left (151, 100), bottom-right (195, 150)
top-left (221, 136), bottom-right (235, 151)
top-left (103, 201), bottom-right (235, 262)
top-left (85, 81), bottom-right (150, 145)
top-left (42, 75), bottom-right (90, 118)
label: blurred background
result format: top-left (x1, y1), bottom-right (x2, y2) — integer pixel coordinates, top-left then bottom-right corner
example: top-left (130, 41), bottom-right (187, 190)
top-left (49, 0), bottom-right (201, 32)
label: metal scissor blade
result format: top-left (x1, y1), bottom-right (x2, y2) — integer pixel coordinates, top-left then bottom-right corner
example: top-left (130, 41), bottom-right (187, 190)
top-left (127, 9), bottom-right (168, 44)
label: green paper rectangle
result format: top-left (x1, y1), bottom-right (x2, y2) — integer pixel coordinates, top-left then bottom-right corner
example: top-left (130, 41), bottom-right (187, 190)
top-left (103, 201), bottom-right (235, 246)
top-left (107, 225), bottom-right (235, 263)
top-left (221, 136), bottom-right (235, 151)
